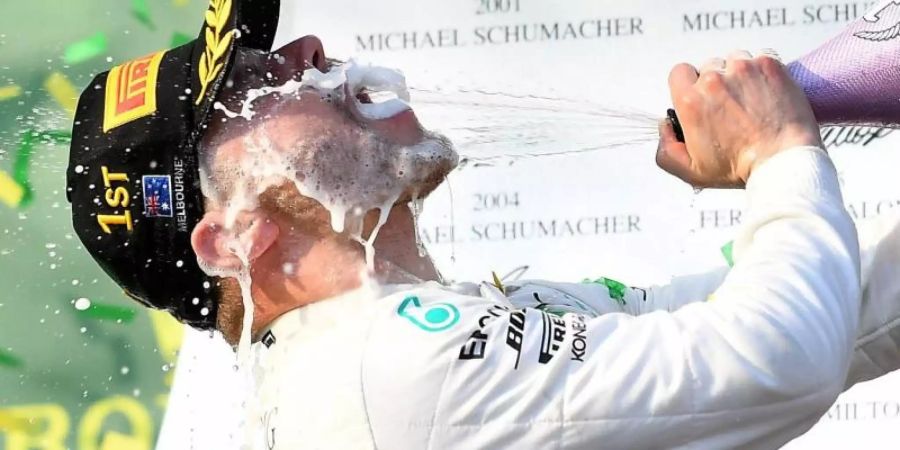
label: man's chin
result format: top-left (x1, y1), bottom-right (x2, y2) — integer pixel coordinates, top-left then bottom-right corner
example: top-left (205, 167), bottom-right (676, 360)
top-left (395, 133), bottom-right (459, 205)
top-left (396, 164), bottom-right (454, 205)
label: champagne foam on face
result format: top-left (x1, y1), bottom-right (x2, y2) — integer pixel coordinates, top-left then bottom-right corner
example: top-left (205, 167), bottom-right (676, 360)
top-left (207, 121), bottom-right (454, 256)
top-left (204, 59), bottom-right (457, 247)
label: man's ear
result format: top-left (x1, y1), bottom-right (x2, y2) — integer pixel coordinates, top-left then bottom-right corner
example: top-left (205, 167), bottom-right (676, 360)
top-left (191, 211), bottom-right (280, 272)
top-left (269, 35), bottom-right (326, 78)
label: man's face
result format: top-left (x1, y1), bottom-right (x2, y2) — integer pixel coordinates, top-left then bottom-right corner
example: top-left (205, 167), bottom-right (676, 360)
top-left (198, 45), bottom-right (458, 342)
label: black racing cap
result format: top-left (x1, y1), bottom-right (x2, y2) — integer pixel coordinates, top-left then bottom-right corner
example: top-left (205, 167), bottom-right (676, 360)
top-left (66, 0), bottom-right (281, 329)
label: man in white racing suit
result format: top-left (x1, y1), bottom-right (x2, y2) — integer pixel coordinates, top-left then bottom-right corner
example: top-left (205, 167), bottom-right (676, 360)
top-left (249, 214), bottom-right (900, 450)
top-left (160, 211), bottom-right (900, 450)
top-left (185, 42), bottom-right (866, 448)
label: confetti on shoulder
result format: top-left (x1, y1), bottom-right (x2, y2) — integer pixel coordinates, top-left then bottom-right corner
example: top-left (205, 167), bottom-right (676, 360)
top-left (721, 241), bottom-right (735, 268)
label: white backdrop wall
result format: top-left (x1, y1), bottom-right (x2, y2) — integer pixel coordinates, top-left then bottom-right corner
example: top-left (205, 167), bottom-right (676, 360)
top-left (159, 1), bottom-right (900, 448)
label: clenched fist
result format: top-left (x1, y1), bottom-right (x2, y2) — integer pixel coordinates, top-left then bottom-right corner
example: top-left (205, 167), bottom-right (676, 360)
top-left (657, 50), bottom-right (823, 188)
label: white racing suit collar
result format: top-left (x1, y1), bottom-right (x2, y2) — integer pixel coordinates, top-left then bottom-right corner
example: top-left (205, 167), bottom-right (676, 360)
top-left (255, 280), bottom-right (455, 350)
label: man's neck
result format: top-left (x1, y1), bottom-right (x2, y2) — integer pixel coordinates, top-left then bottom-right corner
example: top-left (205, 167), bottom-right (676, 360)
top-left (248, 204), bottom-right (440, 339)
top-left (370, 204), bottom-right (441, 283)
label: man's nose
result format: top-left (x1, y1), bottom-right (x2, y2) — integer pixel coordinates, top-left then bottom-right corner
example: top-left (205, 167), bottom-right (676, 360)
top-left (270, 35), bottom-right (327, 79)
top-left (342, 85), bottom-right (426, 146)
top-left (369, 110), bottom-right (426, 147)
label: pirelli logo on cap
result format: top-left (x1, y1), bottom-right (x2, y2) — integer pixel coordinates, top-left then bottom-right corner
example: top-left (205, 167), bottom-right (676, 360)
top-left (103, 50), bottom-right (165, 132)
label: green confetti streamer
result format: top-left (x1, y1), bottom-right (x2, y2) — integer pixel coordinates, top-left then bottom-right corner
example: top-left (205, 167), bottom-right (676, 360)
top-left (600, 277), bottom-right (627, 305)
top-left (11, 130), bottom-right (72, 207)
top-left (78, 303), bottom-right (137, 323)
top-left (582, 277), bottom-right (627, 306)
top-left (170, 31), bottom-right (193, 47)
top-left (63, 32), bottom-right (108, 65)
top-left (721, 241), bottom-right (735, 268)
top-left (132, 0), bottom-right (155, 30)
top-left (38, 130), bottom-right (73, 145)
top-left (0, 349), bottom-right (23, 369)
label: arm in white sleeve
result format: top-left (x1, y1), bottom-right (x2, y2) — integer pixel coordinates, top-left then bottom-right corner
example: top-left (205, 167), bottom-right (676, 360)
top-left (623, 146), bottom-right (861, 447)
top-left (635, 204), bottom-right (898, 391)
top-left (845, 212), bottom-right (900, 387)
top-left (408, 147), bottom-right (861, 449)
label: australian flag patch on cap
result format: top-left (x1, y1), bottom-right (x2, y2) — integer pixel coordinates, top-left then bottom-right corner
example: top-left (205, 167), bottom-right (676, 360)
top-left (142, 175), bottom-right (174, 218)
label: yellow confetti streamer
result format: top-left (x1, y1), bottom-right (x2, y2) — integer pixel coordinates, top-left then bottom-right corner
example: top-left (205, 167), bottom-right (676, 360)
top-left (0, 85), bottom-right (22, 101)
top-left (101, 431), bottom-right (150, 450)
top-left (491, 271), bottom-right (506, 294)
top-left (0, 170), bottom-right (25, 208)
top-left (149, 310), bottom-right (184, 363)
top-left (149, 309), bottom-right (184, 390)
top-left (44, 72), bottom-right (78, 116)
